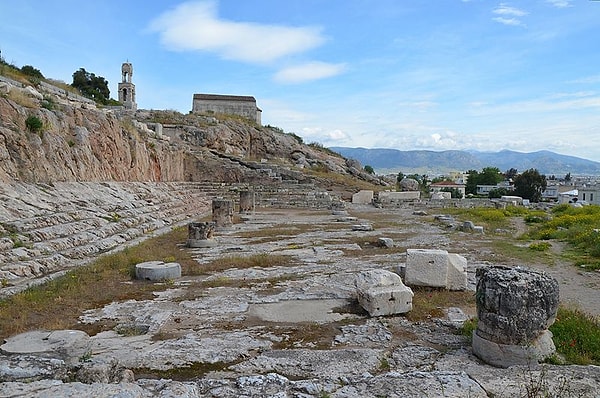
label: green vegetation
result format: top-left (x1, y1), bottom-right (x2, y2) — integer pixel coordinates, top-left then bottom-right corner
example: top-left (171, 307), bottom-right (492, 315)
top-left (549, 307), bottom-right (600, 365)
top-left (444, 205), bottom-right (529, 231)
top-left (527, 204), bottom-right (600, 270)
top-left (465, 167), bottom-right (503, 195)
top-left (513, 168), bottom-right (547, 203)
top-left (529, 241), bottom-right (551, 252)
top-left (71, 67), bottom-right (112, 105)
top-left (363, 165), bottom-right (375, 174)
top-left (25, 115), bottom-right (43, 133)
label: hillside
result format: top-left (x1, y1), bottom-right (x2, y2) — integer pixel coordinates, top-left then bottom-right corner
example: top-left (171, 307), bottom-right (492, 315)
top-left (0, 70), bottom-right (381, 191)
top-left (331, 147), bottom-right (600, 176)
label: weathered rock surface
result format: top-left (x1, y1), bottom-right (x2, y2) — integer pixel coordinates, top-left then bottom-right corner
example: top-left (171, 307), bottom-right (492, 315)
top-left (1, 205), bottom-right (599, 397)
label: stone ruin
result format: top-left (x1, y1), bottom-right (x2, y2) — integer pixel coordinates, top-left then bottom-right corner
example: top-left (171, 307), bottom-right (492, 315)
top-left (356, 269), bottom-right (414, 316)
top-left (135, 261), bottom-right (181, 281)
top-left (212, 199), bottom-right (234, 228)
top-left (187, 221), bottom-right (217, 248)
top-left (239, 190), bottom-right (255, 214)
top-left (404, 249), bottom-right (468, 291)
top-left (472, 266), bottom-right (559, 368)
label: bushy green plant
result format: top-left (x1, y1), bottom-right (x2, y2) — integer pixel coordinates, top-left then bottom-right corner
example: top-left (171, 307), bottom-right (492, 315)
top-left (529, 241), bottom-right (551, 251)
top-left (550, 307), bottom-right (600, 365)
top-left (25, 115), bottom-right (43, 133)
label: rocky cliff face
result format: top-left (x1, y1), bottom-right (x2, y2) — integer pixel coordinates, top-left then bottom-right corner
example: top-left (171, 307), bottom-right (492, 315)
top-left (0, 79), bottom-right (372, 186)
top-left (0, 96), bottom-right (188, 183)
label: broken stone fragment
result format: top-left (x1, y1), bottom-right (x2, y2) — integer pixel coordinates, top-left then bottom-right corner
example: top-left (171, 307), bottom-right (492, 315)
top-left (187, 221), bottom-right (217, 248)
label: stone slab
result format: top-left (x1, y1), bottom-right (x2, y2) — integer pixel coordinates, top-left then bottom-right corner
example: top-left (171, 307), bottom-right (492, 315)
top-left (358, 285), bottom-right (414, 316)
top-left (0, 330), bottom-right (91, 364)
top-left (352, 190), bottom-right (373, 204)
top-left (405, 249), bottom-right (449, 288)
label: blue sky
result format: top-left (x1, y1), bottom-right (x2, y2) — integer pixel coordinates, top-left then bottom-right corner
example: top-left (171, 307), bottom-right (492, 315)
top-left (2, 0), bottom-right (600, 161)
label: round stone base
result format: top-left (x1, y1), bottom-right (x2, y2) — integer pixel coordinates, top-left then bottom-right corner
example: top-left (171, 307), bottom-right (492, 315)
top-left (187, 238), bottom-right (217, 248)
top-left (135, 261), bottom-right (181, 281)
top-left (472, 329), bottom-right (556, 368)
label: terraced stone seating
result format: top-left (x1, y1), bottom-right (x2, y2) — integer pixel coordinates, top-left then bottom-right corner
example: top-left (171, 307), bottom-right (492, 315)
top-left (0, 180), bottom-right (340, 296)
top-left (0, 182), bottom-right (211, 296)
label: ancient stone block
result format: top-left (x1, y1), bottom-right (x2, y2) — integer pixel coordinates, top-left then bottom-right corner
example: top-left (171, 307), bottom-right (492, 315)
top-left (239, 190), bottom-right (255, 214)
top-left (187, 222), bottom-right (217, 248)
top-left (212, 199), bottom-right (233, 228)
top-left (352, 190), bottom-right (373, 204)
top-left (404, 249), bottom-right (449, 288)
top-left (356, 270), bottom-right (414, 316)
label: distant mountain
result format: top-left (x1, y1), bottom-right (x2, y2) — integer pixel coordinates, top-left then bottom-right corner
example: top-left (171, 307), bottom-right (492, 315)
top-left (330, 147), bottom-right (600, 176)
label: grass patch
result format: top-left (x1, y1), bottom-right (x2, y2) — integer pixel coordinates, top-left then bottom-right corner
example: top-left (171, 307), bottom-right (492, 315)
top-left (527, 204), bottom-right (600, 270)
top-left (490, 240), bottom-right (556, 265)
top-left (549, 306), bottom-right (600, 365)
top-left (133, 360), bottom-right (240, 381)
top-left (443, 206), bottom-right (529, 232)
top-left (406, 287), bottom-right (475, 322)
top-left (0, 225), bottom-right (196, 340)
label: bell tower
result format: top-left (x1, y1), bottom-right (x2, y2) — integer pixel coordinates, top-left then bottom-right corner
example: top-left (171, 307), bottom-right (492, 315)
top-left (118, 62), bottom-right (137, 111)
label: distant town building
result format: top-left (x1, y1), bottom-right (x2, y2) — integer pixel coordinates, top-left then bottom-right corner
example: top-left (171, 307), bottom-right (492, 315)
top-left (579, 185), bottom-right (600, 205)
top-left (118, 62), bottom-right (137, 111)
top-left (429, 181), bottom-right (466, 197)
top-left (192, 94), bottom-right (261, 124)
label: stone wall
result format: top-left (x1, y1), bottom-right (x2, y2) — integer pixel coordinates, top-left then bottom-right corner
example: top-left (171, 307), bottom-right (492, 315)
top-left (192, 94), bottom-right (261, 124)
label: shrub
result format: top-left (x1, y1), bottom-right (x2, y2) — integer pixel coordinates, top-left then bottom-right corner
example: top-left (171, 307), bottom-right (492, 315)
top-left (549, 307), bottom-right (600, 365)
top-left (25, 115), bottom-right (43, 133)
top-left (529, 241), bottom-right (551, 251)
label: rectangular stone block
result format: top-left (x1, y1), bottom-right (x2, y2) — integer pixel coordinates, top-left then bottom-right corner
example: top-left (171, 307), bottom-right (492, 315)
top-left (358, 285), bottom-right (414, 316)
top-left (352, 190), bottom-right (374, 204)
top-left (404, 249), bottom-right (449, 288)
top-left (378, 191), bottom-right (421, 201)
top-left (446, 253), bottom-right (468, 290)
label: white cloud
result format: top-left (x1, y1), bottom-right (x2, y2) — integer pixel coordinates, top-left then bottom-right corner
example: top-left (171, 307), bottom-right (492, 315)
top-left (493, 3), bottom-right (527, 26)
top-left (274, 62), bottom-right (346, 84)
top-left (149, 1), bottom-right (325, 64)
top-left (546, 0), bottom-right (572, 8)
top-left (300, 126), bottom-right (350, 144)
top-left (493, 17), bottom-right (524, 26)
top-left (493, 3), bottom-right (528, 17)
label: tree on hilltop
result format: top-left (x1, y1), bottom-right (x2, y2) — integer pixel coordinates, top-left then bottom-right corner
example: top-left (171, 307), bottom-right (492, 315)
top-left (71, 68), bottom-right (110, 104)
